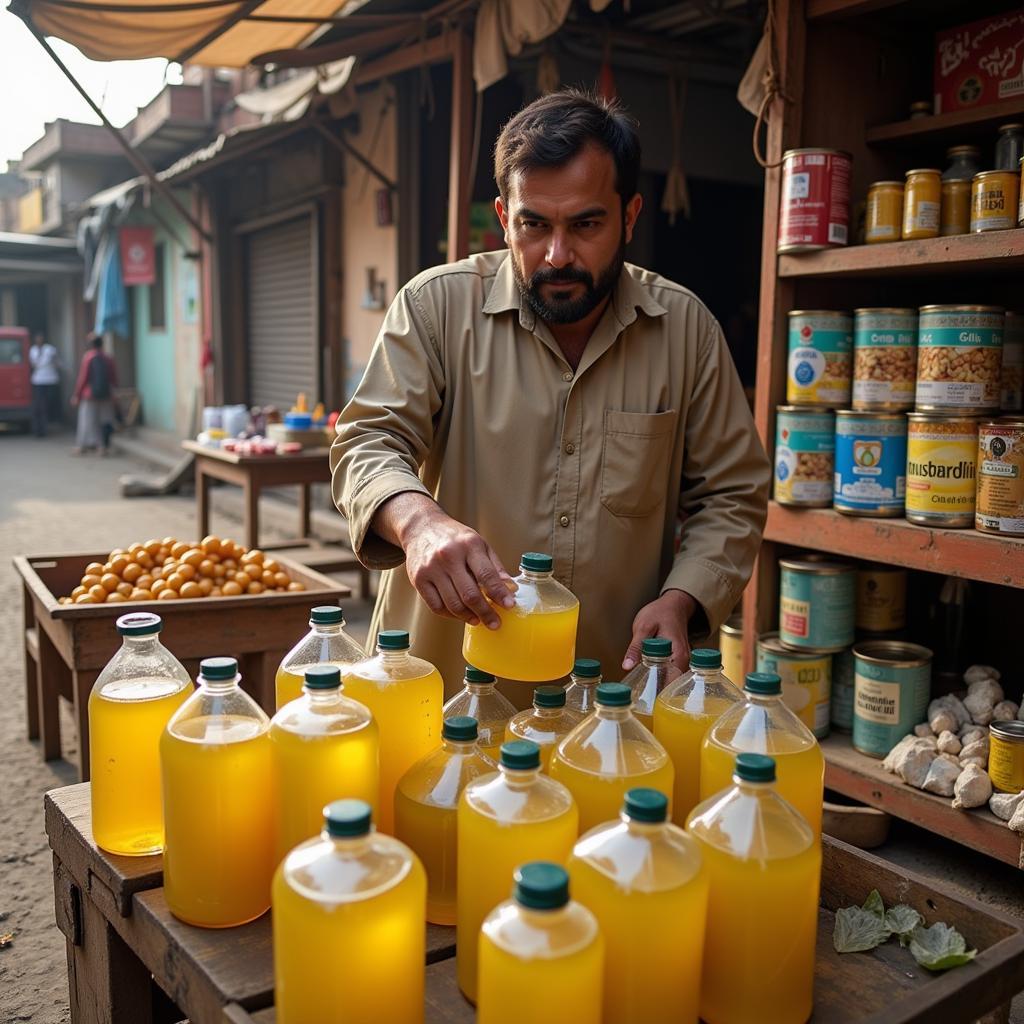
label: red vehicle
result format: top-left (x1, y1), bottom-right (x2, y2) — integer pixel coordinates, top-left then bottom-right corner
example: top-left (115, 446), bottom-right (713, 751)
top-left (0, 327), bottom-right (31, 427)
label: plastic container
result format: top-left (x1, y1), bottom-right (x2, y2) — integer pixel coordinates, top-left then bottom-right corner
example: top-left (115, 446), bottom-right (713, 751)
top-left (505, 685), bottom-right (583, 770)
top-left (550, 683), bottom-right (674, 835)
top-left (343, 630), bottom-right (444, 834)
top-left (272, 799), bottom-right (426, 1024)
top-left (570, 789), bottom-right (707, 1023)
top-left (88, 613), bottom-right (192, 856)
top-left (394, 716), bottom-right (495, 925)
top-left (653, 648), bottom-right (743, 824)
top-left (478, 862), bottom-right (603, 1024)
top-left (275, 605), bottom-right (366, 710)
top-left (623, 637), bottom-right (682, 730)
top-left (161, 657), bottom-right (275, 927)
top-left (442, 666), bottom-right (516, 761)
top-left (565, 658), bottom-right (602, 714)
top-left (463, 552), bottom-right (580, 681)
top-left (687, 754), bottom-right (821, 1024)
top-left (700, 672), bottom-right (824, 838)
top-left (457, 740), bottom-right (578, 1002)
top-left (269, 665), bottom-right (379, 862)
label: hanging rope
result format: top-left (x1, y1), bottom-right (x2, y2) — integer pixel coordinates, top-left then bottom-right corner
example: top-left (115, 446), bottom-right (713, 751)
top-left (751, 0), bottom-right (792, 170)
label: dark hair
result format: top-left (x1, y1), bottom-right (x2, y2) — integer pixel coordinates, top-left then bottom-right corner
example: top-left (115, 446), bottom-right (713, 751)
top-left (494, 89), bottom-right (641, 206)
top-left (88, 331), bottom-right (102, 349)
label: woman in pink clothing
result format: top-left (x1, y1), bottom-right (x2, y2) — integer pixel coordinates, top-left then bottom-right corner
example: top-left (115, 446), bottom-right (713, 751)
top-left (71, 333), bottom-right (118, 456)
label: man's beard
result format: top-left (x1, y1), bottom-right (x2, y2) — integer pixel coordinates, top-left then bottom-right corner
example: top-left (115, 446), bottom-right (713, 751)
top-left (513, 237), bottom-right (625, 325)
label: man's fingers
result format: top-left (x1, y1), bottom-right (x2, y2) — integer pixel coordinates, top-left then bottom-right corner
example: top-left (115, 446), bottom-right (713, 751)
top-left (434, 575), bottom-right (481, 626)
top-left (469, 549), bottom-right (515, 612)
top-left (452, 562), bottom-right (500, 629)
top-left (621, 619), bottom-right (657, 672)
top-left (418, 580), bottom-right (449, 618)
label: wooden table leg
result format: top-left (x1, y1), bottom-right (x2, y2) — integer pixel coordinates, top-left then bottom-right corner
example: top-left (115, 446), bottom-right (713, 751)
top-left (24, 585), bottom-right (39, 740)
top-left (197, 464), bottom-right (211, 539)
top-left (240, 650), bottom-right (276, 715)
top-left (243, 476), bottom-right (260, 551)
top-left (73, 668), bottom-right (99, 783)
top-left (37, 626), bottom-right (64, 761)
top-left (299, 482), bottom-right (312, 542)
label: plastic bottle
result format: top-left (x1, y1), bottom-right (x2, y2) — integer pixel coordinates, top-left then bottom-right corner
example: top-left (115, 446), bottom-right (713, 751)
top-left (343, 630), bottom-right (444, 834)
top-left (569, 789), bottom-right (707, 1024)
top-left (394, 715), bottom-right (495, 925)
top-left (270, 665), bottom-right (379, 863)
top-left (272, 799), bottom-right (426, 1024)
top-left (457, 740), bottom-right (578, 1002)
top-left (161, 657), bottom-right (275, 927)
top-left (687, 754), bottom-right (820, 1024)
top-left (564, 658), bottom-right (602, 714)
top-left (89, 613), bottom-right (192, 856)
top-left (478, 862), bottom-right (603, 1024)
top-left (550, 683), bottom-right (674, 834)
top-left (463, 552), bottom-right (580, 681)
top-left (442, 666), bottom-right (516, 761)
top-left (274, 605), bottom-right (366, 710)
top-left (623, 637), bottom-right (682, 730)
top-left (505, 685), bottom-right (583, 771)
top-left (700, 672), bottom-right (824, 838)
top-left (654, 648), bottom-right (744, 824)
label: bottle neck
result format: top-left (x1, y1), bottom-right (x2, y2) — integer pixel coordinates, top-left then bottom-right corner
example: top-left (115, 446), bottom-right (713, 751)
top-left (532, 705), bottom-right (565, 719)
top-left (499, 764), bottom-right (541, 788)
top-left (745, 692), bottom-right (781, 708)
top-left (624, 816), bottom-right (667, 837)
top-left (595, 704), bottom-right (631, 722)
top-left (465, 682), bottom-right (495, 696)
top-left (519, 568), bottom-right (551, 583)
top-left (311, 621), bottom-right (345, 636)
top-left (376, 647), bottom-right (411, 665)
top-left (733, 778), bottom-right (775, 795)
top-left (324, 831), bottom-right (372, 854)
top-left (303, 687), bottom-right (343, 705)
top-left (122, 634), bottom-right (162, 653)
top-left (569, 675), bottom-right (599, 687)
top-left (443, 737), bottom-right (477, 755)
top-left (642, 654), bottom-right (670, 668)
top-left (199, 676), bottom-right (239, 694)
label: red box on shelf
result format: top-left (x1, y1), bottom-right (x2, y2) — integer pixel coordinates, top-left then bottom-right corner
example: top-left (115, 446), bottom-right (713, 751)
top-left (934, 8), bottom-right (1024, 114)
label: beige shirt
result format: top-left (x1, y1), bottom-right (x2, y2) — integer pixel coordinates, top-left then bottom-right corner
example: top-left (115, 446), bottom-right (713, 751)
top-left (331, 250), bottom-right (769, 697)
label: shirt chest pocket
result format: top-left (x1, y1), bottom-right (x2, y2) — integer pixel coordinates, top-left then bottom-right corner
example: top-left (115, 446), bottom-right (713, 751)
top-left (600, 409), bottom-right (677, 517)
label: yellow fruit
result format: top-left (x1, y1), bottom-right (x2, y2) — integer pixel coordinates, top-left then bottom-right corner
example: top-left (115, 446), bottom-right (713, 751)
top-left (161, 536), bottom-right (177, 548)
top-left (222, 581), bottom-right (243, 597)
top-left (287, 582), bottom-right (305, 592)
top-left (181, 548), bottom-right (204, 568)
top-left (151, 580), bottom-right (168, 596)
top-left (131, 589), bottom-right (153, 602)
top-left (116, 582), bottom-right (133, 598)
top-left (247, 581), bottom-right (264, 595)
top-left (136, 574), bottom-right (154, 591)
top-left (198, 577), bottom-right (214, 596)
top-left (241, 549), bottom-right (264, 567)
top-left (177, 563), bottom-right (197, 582)
top-left (166, 573), bottom-right (185, 592)
top-left (171, 541), bottom-right (190, 559)
top-left (81, 574), bottom-right (102, 590)
top-left (210, 586), bottom-right (223, 597)
top-left (261, 570), bottom-right (275, 587)
top-left (222, 558), bottom-right (238, 572)
top-left (213, 564), bottom-right (227, 579)
top-left (263, 559), bottom-right (281, 574)
top-left (75, 594), bottom-right (96, 604)
top-left (157, 589), bottom-right (178, 601)
top-left (122, 562), bottom-right (143, 584)
top-left (71, 586), bottom-right (87, 600)
top-left (144, 539), bottom-right (162, 555)
top-left (85, 562), bottom-right (105, 577)
top-left (106, 592), bottom-right (127, 603)
top-left (89, 585), bottom-right (108, 603)
top-left (100, 573), bottom-right (120, 592)
top-left (274, 572), bottom-right (290, 589)
top-left (201, 535), bottom-right (222, 555)
top-left (234, 572), bottom-right (252, 588)
top-left (179, 581), bottom-right (203, 600)
top-left (198, 559), bottom-right (215, 578)
top-left (136, 552), bottom-right (154, 569)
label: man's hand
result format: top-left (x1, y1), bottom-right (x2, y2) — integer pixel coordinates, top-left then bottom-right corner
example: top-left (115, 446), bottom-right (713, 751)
top-left (622, 589), bottom-right (699, 674)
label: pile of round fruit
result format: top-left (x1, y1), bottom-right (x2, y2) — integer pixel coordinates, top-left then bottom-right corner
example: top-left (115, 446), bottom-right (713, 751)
top-left (59, 536), bottom-right (306, 604)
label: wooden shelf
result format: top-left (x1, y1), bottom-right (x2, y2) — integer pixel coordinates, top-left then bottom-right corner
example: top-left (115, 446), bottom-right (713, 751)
top-left (867, 97), bottom-right (1024, 147)
top-left (778, 229), bottom-right (1024, 279)
top-left (822, 733), bottom-right (1023, 869)
top-left (765, 503), bottom-right (1024, 587)
top-left (807, 0), bottom-right (907, 19)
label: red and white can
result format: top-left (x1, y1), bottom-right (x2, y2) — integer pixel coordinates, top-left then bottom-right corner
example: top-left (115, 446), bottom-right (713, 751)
top-left (778, 148), bottom-right (852, 254)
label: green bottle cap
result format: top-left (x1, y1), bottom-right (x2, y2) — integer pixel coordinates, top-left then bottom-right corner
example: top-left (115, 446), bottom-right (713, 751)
top-left (304, 665), bottom-right (341, 689)
top-left (734, 753), bottom-right (776, 783)
top-left (534, 685), bottom-right (566, 708)
top-left (596, 682), bottom-right (631, 707)
top-left (624, 788), bottom-right (669, 823)
top-left (377, 629), bottom-right (410, 650)
top-left (116, 612), bottom-right (162, 637)
top-left (324, 799), bottom-right (372, 837)
top-left (199, 657), bottom-right (237, 681)
top-left (514, 862), bottom-right (570, 910)
top-left (572, 658), bottom-right (601, 678)
top-left (642, 637), bottom-right (672, 658)
top-left (745, 671), bottom-right (781, 695)
top-left (444, 716), bottom-right (479, 741)
top-left (500, 739), bottom-right (540, 770)
top-left (465, 666), bottom-right (495, 684)
top-left (520, 552), bottom-right (553, 572)
top-left (690, 648), bottom-right (722, 669)
top-left (310, 605), bottom-right (344, 625)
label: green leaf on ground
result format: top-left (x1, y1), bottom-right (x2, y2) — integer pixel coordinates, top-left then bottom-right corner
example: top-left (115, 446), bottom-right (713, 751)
top-left (833, 906), bottom-right (891, 953)
top-left (862, 889), bottom-right (886, 919)
top-left (885, 905), bottom-right (924, 945)
top-left (908, 922), bottom-right (977, 971)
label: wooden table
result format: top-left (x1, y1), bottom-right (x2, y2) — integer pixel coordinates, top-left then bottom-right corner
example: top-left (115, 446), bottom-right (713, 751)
top-left (46, 784), bottom-right (1024, 1024)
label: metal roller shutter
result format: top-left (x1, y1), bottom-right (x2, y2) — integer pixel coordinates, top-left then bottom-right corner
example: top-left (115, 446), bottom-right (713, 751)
top-left (246, 215), bottom-right (318, 413)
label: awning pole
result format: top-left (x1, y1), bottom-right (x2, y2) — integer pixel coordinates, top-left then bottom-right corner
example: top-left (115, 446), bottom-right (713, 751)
top-left (312, 122), bottom-right (397, 192)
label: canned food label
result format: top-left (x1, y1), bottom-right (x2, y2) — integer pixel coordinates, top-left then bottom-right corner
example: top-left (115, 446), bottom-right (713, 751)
top-left (917, 310), bottom-right (1003, 410)
top-left (756, 644), bottom-right (831, 739)
top-left (774, 410), bottom-right (834, 505)
top-left (788, 314), bottom-right (853, 405)
top-left (977, 423), bottom-right (1024, 533)
top-left (780, 596), bottom-right (810, 639)
top-left (779, 152), bottom-right (851, 250)
top-left (855, 673), bottom-right (900, 724)
top-left (780, 566), bottom-right (855, 650)
top-left (909, 201), bottom-right (940, 232)
top-left (834, 417), bottom-right (907, 513)
top-left (972, 177), bottom-right (1019, 231)
top-left (906, 421), bottom-right (978, 519)
top-left (853, 312), bottom-right (917, 408)
top-left (787, 172), bottom-right (810, 199)
top-left (852, 655), bottom-right (931, 757)
top-left (988, 734), bottom-right (1024, 793)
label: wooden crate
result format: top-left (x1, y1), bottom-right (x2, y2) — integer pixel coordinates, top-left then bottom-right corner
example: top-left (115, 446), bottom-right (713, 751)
top-left (16, 550), bottom-right (350, 780)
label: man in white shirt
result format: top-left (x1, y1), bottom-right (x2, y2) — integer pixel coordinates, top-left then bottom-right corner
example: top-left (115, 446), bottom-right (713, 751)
top-left (29, 333), bottom-right (61, 437)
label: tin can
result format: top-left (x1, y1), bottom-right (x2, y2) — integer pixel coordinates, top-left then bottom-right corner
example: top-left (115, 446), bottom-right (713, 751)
top-left (779, 558), bottom-right (855, 652)
top-left (988, 721), bottom-right (1024, 793)
top-left (718, 613), bottom-right (743, 687)
top-left (787, 310), bottom-right (852, 406)
top-left (902, 169), bottom-right (941, 239)
top-left (971, 171), bottom-right (1020, 232)
top-left (831, 647), bottom-right (854, 733)
top-left (756, 632), bottom-right (832, 739)
top-left (833, 411), bottom-right (907, 517)
top-left (774, 407), bottom-right (835, 507)
top-left (976, 419), bottom-right (1024, 535)
top-left (1001, 311), bottom-right (1023, 414)
top-left (852, 641), bottom-right (933, 758)
top-left (855, 564), bottom-right (907, 632)
top-left (905, 413), bottom-right (979, 527)
top-left (778, 148), bottom-right (852, 253)
top-left (916, 305), bottom-right (1004, 413)
top-left (852, 308), bottom-right (917, 411)
top-left (865, 181), bottom-right (903, 243)
top-left (940, 178), bottom-right (972, 235)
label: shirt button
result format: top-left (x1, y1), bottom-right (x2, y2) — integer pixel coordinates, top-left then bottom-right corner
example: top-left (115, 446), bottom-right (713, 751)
top-left (559, 515), bottom-right (570, 527)
top-left (565, 443), bottom-right (575, 455)
top-left (562, 371), bottom-right (573, 382)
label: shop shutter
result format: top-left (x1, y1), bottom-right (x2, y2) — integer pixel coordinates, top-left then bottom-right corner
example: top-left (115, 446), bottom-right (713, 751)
top-left (246, 214), bottom-right (318, 413)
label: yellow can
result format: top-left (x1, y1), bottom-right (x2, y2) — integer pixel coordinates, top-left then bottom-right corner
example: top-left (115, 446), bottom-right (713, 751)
top-left (976, 418), bottom-right (1024, 535)
top-left (906, 413), bottom-right (979, 527)
top-left (865, 181), bottom-right (903, 243)
top-left (755, 633), bottom-right (832, 739)
top-left (718, 613), bottom-right (743, 687)
top-left (988, 721), bottom-right (1024, 793)
top-left (902, 169), bottom-right (941, 239)
top-left (971, 171), bottom-right (1020, 232)
top-left (855, 564), bottom-right (907, 632)
top-left (940, 178), bottom-right (971, 236)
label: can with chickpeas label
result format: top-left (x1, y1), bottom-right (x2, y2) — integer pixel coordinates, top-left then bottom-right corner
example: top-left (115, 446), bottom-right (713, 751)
top-left (976, 419), bottom-right (1024, 535)
top-left (852, 308), bottom-right (917, 411)
top-left (774, 407), bottom-right (835, 507)
top-left (905, 413), bottom-right (979, 528)
top-left (787, 310), bottom-right (853, 407)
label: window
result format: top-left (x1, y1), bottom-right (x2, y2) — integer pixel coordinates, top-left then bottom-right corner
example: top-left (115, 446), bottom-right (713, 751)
top-left (148, 242), bottom-right (166, 330)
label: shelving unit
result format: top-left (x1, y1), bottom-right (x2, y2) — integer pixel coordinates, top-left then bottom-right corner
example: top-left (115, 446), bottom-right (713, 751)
top-left (866, 97), bottom-right (1024, 147)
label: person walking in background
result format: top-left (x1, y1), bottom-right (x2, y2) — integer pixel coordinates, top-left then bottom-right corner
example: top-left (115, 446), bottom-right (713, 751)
top-left (71, 332), bottom-right (118, 456)
top-left (29, 332), bottom-right (61, 437)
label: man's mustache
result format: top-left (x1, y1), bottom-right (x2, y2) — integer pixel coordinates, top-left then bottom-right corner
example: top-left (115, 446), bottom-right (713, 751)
top-left (531, 267), bottom-right (594, 287)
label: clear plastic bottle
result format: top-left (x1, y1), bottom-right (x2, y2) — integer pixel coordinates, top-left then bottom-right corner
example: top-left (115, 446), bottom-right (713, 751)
top-left (89, 613), bottom-right (192, 856)
top-left (549, 683), bottom-right (674, 835)
top-left (569, 788), bottom-right (708, 1024)
top-left (463, 552), bottom-right (580, 681)
top-left (564, 658), bottom-right (601, 714)
top-left (700, 671), bottom-right (824, 838)
top-left (442, 666), bottom-right (516, 761)
top-left (272, 799), bottom-right (426, 1024)
top-left (343, 630), bottom-right (444, 834)
top-left (478, 862), bottom-right (603, 1024)
top-left (624, 637), bottom-right (682, 730)
top-left (687, 753), bottom-right (820, 1024)
top-left (457, 739), bottom-right (579, 1002)
top-left (270, 665), bottom-right (379, 863)
top-left (274, 605), bottom-right (366, 710)
top-left (161, 657), bottom-right (275, 927)
top-left (505, 685), bottom-right (583, 771)
top-left (654, 648), bottom-right (744, 824)
top-left (394, 715), bottom-right (495, 925)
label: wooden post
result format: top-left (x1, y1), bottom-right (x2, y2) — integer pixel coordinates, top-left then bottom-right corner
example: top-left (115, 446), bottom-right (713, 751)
top-left (447, 27), bottom-right (474, 264)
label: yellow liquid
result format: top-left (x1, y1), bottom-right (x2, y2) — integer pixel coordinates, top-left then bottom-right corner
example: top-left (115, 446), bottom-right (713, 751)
top-left (654, 696), bottom-right (736, 825)
top-left (161, 716), bottom-right (275, 927)
top-left (343, 667), bottom-right (443, 834)
top-left (89, 677), bottom-right (190, 856)
top-left (504, 712), bottom-right (580, 772)
top-left (394, 795), bottom-right (457, 924)
top-left (634, 710), bottom-right (654, 732)
top-left (463, 605), bottom-right (579, 681)
top-left (275, 660), bottom-right (356, 710)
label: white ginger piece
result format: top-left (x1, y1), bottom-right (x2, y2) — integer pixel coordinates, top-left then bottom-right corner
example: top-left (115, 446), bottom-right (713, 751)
top-left (964, 665), bottom-right (1001, 685)
top-left (960, 737), bottom-right (989, 762)
top-left (936, 752), bottom-right (961, 766)
top-left (1009, 802), bottom-right (1024, 835)
top-left (989, 790), bottom-right (1024, 822)
top-left (922, 758), bottom-right (962, 796)
top-left (914, 722), bottom-right (933, 738)
top-left (897, 745), bottom-right (937, 788)
top-left (952, 764), bottom-right (993, 809)
top-left (936, 730), bottom-right (962, 755)
top-left (964, 690), bottom-right (997, 726)
top-left (883, 734), bottom-right (920, 774)
top-left (929, 710), bottom-right (957, 735)
top-left (960, 756), bottom-right (987, 769)
top-left (992, 701), bottom-right (1020, 723)
top-left (928, 695), bottom-right (971, 730)
top-left (959, 724), bottom-right (986, 744)
top-left (966, 677), bottom-right (1004, 705)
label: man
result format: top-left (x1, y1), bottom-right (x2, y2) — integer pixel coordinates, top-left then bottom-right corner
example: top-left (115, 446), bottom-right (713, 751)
top-left (332, 90), bottom-right (769, 695)
top-left (71, 332), bottom-right (118, 456)
top-left (29, 332), bottom-right (61, 437)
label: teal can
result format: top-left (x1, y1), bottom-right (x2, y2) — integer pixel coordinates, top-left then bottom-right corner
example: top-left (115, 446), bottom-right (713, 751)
top-left (779, 558), bottom-right (855, 652)
top-left (852, 641), bottom-right (932, 757)
top-left (831, 647), bottom-right (855, 733)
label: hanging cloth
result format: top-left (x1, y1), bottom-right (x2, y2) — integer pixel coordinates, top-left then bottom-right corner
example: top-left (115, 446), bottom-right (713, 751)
top-left (737, 0), bottom-right (791, 169)
top-left (95, 234), bottom-right (130, 339)
top-left (473, 0), bottom-right (573, 91)
top-left (661, 76), bottom-right (690, 224)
